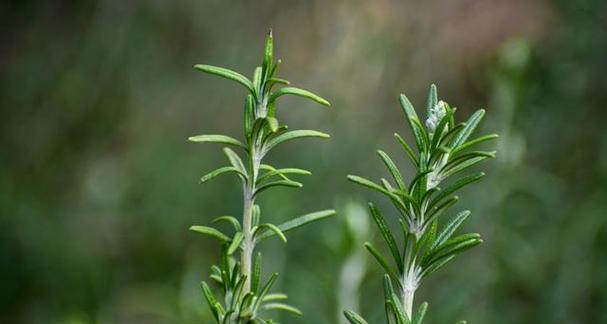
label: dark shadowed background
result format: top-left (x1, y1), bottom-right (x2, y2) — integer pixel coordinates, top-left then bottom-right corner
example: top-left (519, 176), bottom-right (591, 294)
top-left (1, 0), bottom-right (606, 323)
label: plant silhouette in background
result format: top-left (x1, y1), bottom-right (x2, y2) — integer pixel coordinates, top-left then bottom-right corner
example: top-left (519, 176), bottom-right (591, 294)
top-left (189, 30), bottom-right (335, 323)
top-left (345, 85), bottom-right (497, 324)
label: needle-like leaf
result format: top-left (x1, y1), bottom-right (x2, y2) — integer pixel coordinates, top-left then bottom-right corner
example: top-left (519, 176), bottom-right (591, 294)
top-left (188, 134), bottom-right (247, 149)
top-left (194, 64), bottom-right (255, 95)
top-left (269, 86), bottom-right (331, 106)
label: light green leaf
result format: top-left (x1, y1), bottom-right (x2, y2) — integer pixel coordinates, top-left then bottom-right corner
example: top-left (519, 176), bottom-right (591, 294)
top-left (429, 172), bottom-right (484, 210)
top-left (451, 133), bottom-right (499, 156)
top-left (263, 29), bottom-right (273, 78)
top-left (249, 252), bottom-right (262, 294)
top-left (269, 86), bottom-right (331, 106)
top-left (253, 180), bottom-right (302, 197)
top-left (413, 302), bottom-right (428, 324)
top-left (189, 226), bottom-right (230, 242)
top-left (426, 84), bottom-right (438, 118)
top-left (263, 303), bottom-right (302, 316)
top-left (223, 147), bottom-right (248, 176)
top-left (254, 223), bottom-right (287, 243)
top-left (188, 134), bottom-right (247, 149)
top-left (194, 64), bottom-right (255, 94)
top-left (344, 310), bottom-right (369, 324)
top-left (264, 130), bottom-right (330, 151)
top-left (227, 232), bottom-right (243, 255)
top-left (256, 209), bottom-right (336, 241)
top-left (211, 215), bottom-right (241, 232)
top-left (432, 210), bottom-right (471, 250)
top-left (451, 109), bottom-right (485, 148)
top-left (200, 166), bottom-right (247, 184)
top-left (262, 293), bottom-right (288, 302)
top-left (257, 168), bottom-right (311, 184)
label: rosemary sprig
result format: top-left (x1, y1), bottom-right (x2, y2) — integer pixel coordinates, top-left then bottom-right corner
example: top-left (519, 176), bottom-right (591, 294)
top-left (345, 85), bottom-right (498, 324)
top-left (189, 30), bottom-right (336, 324)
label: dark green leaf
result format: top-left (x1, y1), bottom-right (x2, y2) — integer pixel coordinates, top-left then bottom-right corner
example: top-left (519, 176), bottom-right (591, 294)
top-left (377, 150), bottom-right (407, 191)
top-left (254, 223), bottom-right (287, 243)
top-left (369, 203), bottom-right (403, 272)
top-left (432, 210), bottom-right (471, 249)
top-left (451, 109), bottom-right (485, 148)
top-left (365, 242), bottom-right (401, 288)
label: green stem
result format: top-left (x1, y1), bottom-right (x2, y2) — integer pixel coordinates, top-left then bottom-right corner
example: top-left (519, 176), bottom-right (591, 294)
top-left (241, 188), bottom-right (255, 295)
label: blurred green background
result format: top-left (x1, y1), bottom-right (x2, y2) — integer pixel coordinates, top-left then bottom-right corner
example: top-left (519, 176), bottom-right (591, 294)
top-left (1, 0), bottom-right (606, 323)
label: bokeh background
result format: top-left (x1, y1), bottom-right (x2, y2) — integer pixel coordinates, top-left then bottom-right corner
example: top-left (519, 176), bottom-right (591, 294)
top-left (1, 0), bottom-right (606, 323)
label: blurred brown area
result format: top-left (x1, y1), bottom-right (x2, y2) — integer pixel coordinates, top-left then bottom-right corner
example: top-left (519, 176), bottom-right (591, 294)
top-left (1, 0), bottom-right (606, 323)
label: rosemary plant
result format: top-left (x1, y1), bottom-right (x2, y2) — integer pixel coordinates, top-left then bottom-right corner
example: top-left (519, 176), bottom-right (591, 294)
top-left (189, 30), bottom-right (336, 323)
top-left (344, 85), bottom-right (498, 324)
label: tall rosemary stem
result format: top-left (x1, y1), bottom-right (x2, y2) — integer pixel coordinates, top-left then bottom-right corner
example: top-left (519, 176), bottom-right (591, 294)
top-left (241, 187), bottom-right (254, 294)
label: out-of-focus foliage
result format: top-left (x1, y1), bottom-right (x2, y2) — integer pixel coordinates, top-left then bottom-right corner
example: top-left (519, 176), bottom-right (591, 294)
top-left (0, 0), bottom-right (606, 323)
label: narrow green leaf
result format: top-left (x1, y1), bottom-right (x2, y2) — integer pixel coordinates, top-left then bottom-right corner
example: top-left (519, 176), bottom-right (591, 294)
top-left (194, 64), bottom-right (255, 94)
top-left (394, 133), bottom-right (419, 166)
top-left (227, 232), bottom-right (243, 255)
top-left (413, 302), bottom-right (428, 324)
top-left (451, 109), bottom-right (485, 148)
top-left (252, 66), bottom-right (263, 95)
top-left (189, 226), bottom-right (230, 242)
top-left (267, 77), bottom-right (290, 86)
top-left (429, 173), bottom-right (484, 210)
top-left (365, 242), bottom-right (401, 288)
top-left (377, 150), bottom-right (407, 191)
top-left (269, 86), bottom-right (331, 106)
top-left (262, 293), bottom-right (288, 302)
top-left (451, 134), bottom-right (499, 156)
top-left (263, 29), bottom-right (273, 78)
top-left (200, 166), bottom-right (247, 184)
top-left (223, 147), bottom-right (248, 176)
top-left (255, 223), bottom-right (287, 243)
top-left (266, 117), bottom-right (279, 132)
top-left (212, 215), bottom-right (241, 232)
top-left (263, 303), bottom-right (302, 316)
top-left (256, 209), bottom-right (336, 241)
top-left (344, 310), bottom-right (369, 324)
top-left (425, 196), bottom-right (459, 226)
top-left (253, 273), bottom-right (278, 312)
top-left (426, 84), bottom-right (438, 118)
top-left (252, 252), bottom-right (262, 293)
top-left (420, 255), bottom-right (455, 279)
top-left (441, 156), bottom-right (491, 179)
top-left (369, 203), bottom-right (403, 272)
top-left (244, 95), bottom-right (255, 138)
top-left (399, 94), bottom-right (428, 152)
top-left (264, 130), bottom-right (330, 151)
top-left (201, 281), bottom-right (221, 321)
top-left (432, 210), bottom-right (471, 249)
top-left (188, 134), bottom-right (247, 149)
top-left (254, 180), bottom-right (302, 197)
top-left (257, 168), bottom-right (311, 184)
